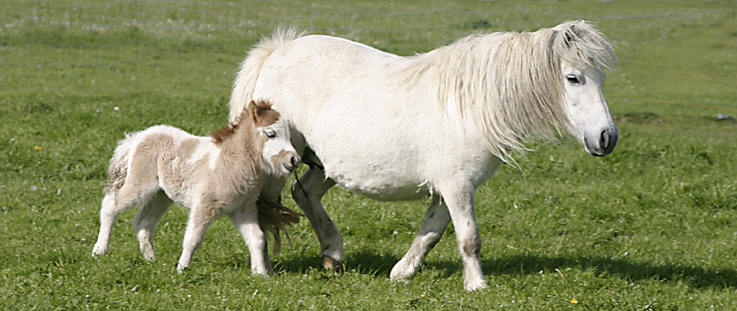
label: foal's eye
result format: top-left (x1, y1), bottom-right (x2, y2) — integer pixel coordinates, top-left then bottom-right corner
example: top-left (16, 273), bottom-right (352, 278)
top-left (566, 74), bottom-right (581, 84)
top-left (265, 130), bottom-right (277, 138)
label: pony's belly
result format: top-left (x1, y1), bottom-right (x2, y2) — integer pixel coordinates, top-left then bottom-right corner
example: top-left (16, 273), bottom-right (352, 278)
top-left (328, 170), bottom-right (431, 201)
top-left (343, 182), bottom-right (431, 201)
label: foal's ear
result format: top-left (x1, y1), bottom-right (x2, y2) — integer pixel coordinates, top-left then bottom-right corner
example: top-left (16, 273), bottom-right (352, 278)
top-left (250, 100), bottom-right (278, 126)
top-left (250, 100), bottom-right (270, 123)
top-left (250, 100), bottom-right (261, 124)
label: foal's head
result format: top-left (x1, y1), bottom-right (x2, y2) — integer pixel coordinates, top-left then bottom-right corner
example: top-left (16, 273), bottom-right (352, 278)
top-left (250, 100), bottom-right (300, 176)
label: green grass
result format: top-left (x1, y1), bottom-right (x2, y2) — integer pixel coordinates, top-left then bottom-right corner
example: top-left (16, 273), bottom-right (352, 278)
top-left (2, 0), bottom-right (737, 309)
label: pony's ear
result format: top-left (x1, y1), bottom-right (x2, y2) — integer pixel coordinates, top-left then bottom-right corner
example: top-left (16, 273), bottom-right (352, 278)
top-left (559, 25), bottom-right (578, 49)
top-left (549, 29), bottom-right (560, 49)
top-left (550, 21), bottom-right (584, 49)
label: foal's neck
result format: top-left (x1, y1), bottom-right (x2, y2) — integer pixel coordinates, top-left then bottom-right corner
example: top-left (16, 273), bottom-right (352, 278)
top-left (211, 114), bottom-right (262, 165)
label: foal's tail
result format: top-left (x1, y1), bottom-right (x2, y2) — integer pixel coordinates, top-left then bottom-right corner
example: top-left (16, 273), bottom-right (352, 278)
top-left (104, 134), bottom-right (136, 194)
top-left (228, 28), bottom-right (302, 123)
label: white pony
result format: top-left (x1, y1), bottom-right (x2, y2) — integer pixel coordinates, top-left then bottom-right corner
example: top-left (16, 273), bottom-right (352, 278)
top-left (92, 100), bottom-right (301, 276)
top-left (229, 21), bottom-right (618, 290)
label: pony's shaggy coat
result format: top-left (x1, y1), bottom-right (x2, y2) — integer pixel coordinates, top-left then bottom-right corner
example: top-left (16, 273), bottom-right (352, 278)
top-left (231, 22), bottom-right (617, 160)
top-left (93, 100), bottom-right (300, 276)
top-left (228, 21), bottom-right (618, 290)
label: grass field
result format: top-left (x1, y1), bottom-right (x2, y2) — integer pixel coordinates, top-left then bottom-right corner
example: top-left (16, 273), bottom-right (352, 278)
top-left (2, 0), bottom-right (737, 309)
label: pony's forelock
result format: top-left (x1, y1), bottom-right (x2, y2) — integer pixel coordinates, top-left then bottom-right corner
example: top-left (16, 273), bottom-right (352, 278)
top-left (552, 20), bottom-right (619, 71)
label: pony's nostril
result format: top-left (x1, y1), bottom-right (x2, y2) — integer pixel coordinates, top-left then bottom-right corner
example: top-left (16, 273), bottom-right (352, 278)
top-left (600, 130), bottom-right (609, 149)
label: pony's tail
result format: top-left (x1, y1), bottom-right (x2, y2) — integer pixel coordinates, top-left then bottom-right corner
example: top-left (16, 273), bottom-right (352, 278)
top-left (104, 134), bottom-right (135, 194)
top-left (255, 196), bottom-right (302, 256)
top-left (229, 28), bottom-right (302, 123)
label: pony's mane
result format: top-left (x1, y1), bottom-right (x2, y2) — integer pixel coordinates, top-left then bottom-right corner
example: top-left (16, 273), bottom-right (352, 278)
top-left (405, 20), bottom-right (617, 160)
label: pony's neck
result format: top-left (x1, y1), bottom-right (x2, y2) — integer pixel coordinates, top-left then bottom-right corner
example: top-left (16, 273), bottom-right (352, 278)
top-left (404, 29), bottom-right (569, 160)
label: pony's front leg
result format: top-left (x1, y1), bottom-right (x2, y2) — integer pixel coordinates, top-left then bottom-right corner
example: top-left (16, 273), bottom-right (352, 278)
top-left (228, 204), bottom-right (272, 276)
top-left (390, 197), bottom-right (450, 281)
top-left (291, 167), bottom-right (343, 270)
top-left (176, 204), bottom-right (218, 273)
top-left (439, 181), bottom-right (487, 291)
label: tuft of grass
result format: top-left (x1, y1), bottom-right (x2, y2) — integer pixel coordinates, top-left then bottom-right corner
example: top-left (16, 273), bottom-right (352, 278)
top-left (2, 0), bottom-right (737, 309)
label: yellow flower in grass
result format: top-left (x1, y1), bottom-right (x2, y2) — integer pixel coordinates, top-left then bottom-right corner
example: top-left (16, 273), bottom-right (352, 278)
top-left (34, 146), bottom-right (42, 151)
top-left (570, 298), bottom-right (578, 305)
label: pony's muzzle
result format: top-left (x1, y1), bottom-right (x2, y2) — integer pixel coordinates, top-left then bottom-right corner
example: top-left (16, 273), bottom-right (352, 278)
top-left (584, 126), bottom-right (618, 156)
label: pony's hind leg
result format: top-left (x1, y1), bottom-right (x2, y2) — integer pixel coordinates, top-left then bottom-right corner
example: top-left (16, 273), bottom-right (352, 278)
top-left (176, 203), bottom-right (219, 273)
top-left (228, 202), bottom-right (272, 276)
top-left (290, 167), bottom-right (342, 270)
top-left (92, 189), bottom-right (141, 257)
top-left (132, 191), bottom-right (172, 261)
top-left (390, 196), bottom-right (450, 281)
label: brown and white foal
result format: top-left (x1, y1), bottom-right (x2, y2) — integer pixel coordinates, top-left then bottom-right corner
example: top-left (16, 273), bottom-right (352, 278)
top-left (92, 100), bottom-right (300, 276)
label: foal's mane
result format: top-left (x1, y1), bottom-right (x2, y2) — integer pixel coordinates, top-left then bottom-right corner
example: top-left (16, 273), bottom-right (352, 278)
top-left (211, 122), bottom-right (239, 144)
top-left (212, 99), bottom-right (275, 144)
top-left (405, 20), bottom-right (617, 160)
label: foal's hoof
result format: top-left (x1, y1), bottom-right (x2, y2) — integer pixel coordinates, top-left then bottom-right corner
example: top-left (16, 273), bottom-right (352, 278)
top-left (176, 263), bottom-right (187, 274)
top-left (322, 255), bottom-right (343, 272)
top-left (91, 245), bottom-right (107, 257)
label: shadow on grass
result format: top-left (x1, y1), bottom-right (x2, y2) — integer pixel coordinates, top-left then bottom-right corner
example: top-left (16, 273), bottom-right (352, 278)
top-left (277, 251), bottom-right (737, 290)
top-left (276, 250), bottom-right (399, 276)
top-left (479, 254), bottom-right (737, 290)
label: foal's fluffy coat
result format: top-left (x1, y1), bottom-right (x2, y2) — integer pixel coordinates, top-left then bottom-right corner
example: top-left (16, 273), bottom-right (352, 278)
top-left (92, 101), bottom-right (300, 276)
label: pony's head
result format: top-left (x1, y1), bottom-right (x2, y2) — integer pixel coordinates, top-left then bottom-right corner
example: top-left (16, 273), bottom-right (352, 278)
top-left (250, 100), bottom-right (301, 175)
top-left (551, 21), bottom-right (619, 156)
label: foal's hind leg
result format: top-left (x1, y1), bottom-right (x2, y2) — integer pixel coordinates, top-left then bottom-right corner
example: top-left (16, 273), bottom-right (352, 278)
top-left (92, 187), bottom-right (144, 256)
top-left (291, 167), bottom-right (342, 270)
top-left (132, 191), bottom-right (172, 261)
top-left (390, 196), bottom-right (450, 281)
top-left (176, 203), bottom-right (219, 272)
top-left (228, 202), bottom-right (272, 276)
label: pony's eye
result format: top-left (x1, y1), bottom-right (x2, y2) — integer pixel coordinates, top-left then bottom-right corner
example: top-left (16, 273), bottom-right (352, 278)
top-left (566, 74), bottom-right (581, 84)
top-left (265, 130), bottom-right (277, 138)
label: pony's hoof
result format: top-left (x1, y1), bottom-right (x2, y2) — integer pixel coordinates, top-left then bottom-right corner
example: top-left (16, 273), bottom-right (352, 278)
top-left (322, 255), bottom-right (343, 272)
top-left (389, 262), bottom-right (412, 284)
top-left (176, 263), bottom-right (186, 274)
top-left (142, 253), bottom-right (156, 262)
top-left (464, 280), bottom-right (488, 292)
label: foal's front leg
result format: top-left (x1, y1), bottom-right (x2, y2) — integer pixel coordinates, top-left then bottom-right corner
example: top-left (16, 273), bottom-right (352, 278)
top-left (177, 203), bottom-right (218, 273)
top-left (229, 203), bottom-right (272, 276)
